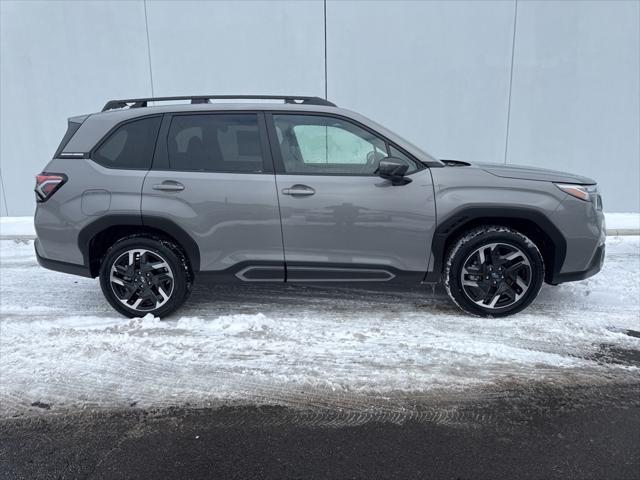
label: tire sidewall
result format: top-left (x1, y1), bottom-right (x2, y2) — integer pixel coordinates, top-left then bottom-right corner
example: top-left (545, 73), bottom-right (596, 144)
top-left (99, 236), bottom-right (190, 318)
top-left (445, 228), bottom-right (544, 317)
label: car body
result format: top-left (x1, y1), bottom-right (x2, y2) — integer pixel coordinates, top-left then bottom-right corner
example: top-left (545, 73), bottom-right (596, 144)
top-left (34, 95), bottom-right (605, 317)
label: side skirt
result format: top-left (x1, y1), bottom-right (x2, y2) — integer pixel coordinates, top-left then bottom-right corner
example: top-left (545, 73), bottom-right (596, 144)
top-left (198, 261), bottom-right (424, 284)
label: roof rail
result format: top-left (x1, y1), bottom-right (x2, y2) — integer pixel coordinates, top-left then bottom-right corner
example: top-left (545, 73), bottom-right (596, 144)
top-left (101, 95), bottom-right (336, 112)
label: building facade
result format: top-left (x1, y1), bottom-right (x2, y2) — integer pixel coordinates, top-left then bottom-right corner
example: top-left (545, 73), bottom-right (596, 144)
top-left (1, 0), bottom-right (638, 215)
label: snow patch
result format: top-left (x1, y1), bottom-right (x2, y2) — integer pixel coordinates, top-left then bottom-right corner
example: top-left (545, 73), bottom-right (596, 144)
top-left (1, 237), bottom-right (639, 415)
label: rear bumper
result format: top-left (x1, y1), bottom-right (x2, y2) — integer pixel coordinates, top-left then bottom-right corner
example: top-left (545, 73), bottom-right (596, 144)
top-left (551, 243), bottom-right (605, 284)
top-left (35, 238), bottom-right (92, 278)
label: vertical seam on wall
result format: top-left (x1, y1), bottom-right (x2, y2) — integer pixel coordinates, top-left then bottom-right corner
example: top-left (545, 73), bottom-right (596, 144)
top-left (503, 0), bottom-right (518, 165)
top-left (143, 0), bottom-right (155, 97)
top-left (324, 0), bottom-right (328, 99)
top-left (0, 168), bottom-right (9, 216)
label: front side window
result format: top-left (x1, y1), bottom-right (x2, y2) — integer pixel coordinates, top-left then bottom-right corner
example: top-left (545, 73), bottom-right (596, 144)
top-left (93, 116), bottom-right (162, 169)
top-left (167, 114), bottom-right (263, 173)
top-left (272, 114), bottom-right (417, 175)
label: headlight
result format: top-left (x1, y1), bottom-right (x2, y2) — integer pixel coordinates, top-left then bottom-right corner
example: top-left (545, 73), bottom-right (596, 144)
top-left (555, 183), bottom-right (598, 202)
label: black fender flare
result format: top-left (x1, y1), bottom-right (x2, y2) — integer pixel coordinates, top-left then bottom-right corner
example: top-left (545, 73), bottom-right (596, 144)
top-left (425, 206), bottom-right (566, 283)
top-left (78, 214), bottom-right (201, 275)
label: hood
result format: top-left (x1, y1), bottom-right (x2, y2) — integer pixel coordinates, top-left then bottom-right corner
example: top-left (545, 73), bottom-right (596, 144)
top-left (475, 162), bottom-right (596, 185)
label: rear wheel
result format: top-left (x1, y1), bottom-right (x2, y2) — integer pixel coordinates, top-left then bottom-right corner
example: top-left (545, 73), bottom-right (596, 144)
top-left (444, 226), bottom-right (544, 317)
top-left (99, 236), bottom-right (192, 318)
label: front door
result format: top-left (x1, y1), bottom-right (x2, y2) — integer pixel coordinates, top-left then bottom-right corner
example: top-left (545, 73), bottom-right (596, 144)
top-left (268, 113), bottom-right (436, 282)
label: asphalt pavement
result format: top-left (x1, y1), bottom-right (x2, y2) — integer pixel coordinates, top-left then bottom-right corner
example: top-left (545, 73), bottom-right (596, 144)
top-left (2, 382), bottom-right (639, 480)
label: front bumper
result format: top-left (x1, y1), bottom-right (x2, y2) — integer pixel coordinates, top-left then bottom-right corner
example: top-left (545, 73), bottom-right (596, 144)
top-left (551, 243), bottom-right (605, 284)
top-left (35, 238), bottom-right (92, 278)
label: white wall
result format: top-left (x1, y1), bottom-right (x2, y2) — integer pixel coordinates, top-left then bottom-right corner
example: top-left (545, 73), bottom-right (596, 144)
top-left (1, 0), bottom-right (638, 215)
top-left (507, 0), bottom-right (640, 213)
top-left (1, 0), bottom-right (152, 216)
top-left (327, 0), bottom-right (515, 164)
top-left (145, 1), bottom-right (325, 97)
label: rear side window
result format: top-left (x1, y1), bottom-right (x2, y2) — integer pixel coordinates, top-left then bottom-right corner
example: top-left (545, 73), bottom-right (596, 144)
top-left (167, 114), bottom-right (264, 173)
top-left (93, 116), bottom-right (162, 169)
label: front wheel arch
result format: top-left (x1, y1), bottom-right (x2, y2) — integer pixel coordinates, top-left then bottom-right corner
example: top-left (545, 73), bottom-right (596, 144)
top-left (427, 207), bottom-right (565, 284)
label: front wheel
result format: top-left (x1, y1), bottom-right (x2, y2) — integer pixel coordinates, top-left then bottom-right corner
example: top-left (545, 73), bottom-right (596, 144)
top-left (99, 236), bottom-right (192, 318)
top-left (444, 226), bottom-right (545, 317)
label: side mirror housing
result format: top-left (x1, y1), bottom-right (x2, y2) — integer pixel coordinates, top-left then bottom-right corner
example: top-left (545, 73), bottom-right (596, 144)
top-left (376, 158), bottom-right (412, 186)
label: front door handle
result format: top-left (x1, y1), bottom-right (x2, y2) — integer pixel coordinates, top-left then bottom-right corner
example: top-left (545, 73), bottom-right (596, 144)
top-left (282, 185), bottom-right (315, 196)
top-left (153, 181), bottom-right (185, 192)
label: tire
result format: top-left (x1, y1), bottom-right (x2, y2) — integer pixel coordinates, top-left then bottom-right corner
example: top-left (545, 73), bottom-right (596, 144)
top-left (99, 235), bottom-right (192, 318)
top-left (444, 226), bottom-right (544, 317)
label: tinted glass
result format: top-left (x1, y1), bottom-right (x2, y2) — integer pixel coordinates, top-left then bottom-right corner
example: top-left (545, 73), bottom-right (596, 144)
top-left (93, 116), bottom-right (162, 169)
top-left (167, 114), bottom-right (263, 173)
top-left (273, 115), bottom-right (389, 175)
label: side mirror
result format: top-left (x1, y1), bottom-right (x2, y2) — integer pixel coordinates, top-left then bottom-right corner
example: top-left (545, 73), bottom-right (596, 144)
top-left (376, 158), bottom-right (412, 186)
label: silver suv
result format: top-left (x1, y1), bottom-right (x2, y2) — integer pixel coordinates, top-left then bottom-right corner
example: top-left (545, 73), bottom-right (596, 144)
top-left (34, 95), bottom-right (605, 318)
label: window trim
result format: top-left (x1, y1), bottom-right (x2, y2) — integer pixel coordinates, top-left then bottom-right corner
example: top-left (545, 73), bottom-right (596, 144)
top-left (89, 114), bottom-right (163, 171)
top-left (265, 111), bottom-right (425, 177)
top-left (150, 111), bottom-right (274, 174)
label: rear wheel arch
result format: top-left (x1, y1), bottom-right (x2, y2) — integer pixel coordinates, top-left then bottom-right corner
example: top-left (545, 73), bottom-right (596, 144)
top-left (428, 207), bottom-right (566, 284)
top-left (78, 215), bottom-right (200, 277)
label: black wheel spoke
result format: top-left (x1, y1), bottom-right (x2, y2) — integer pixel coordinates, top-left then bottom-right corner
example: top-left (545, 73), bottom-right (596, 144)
top-left (489, 246), bottom-right (500, 266)
top-left (114, 264), bottom-right (130, 277)
top-left (122, 285), bottom-right (136, 301)
top-left (482, 286), bottom-right (497, 303)
top-left (501, 282), bottom-right (517, 302)
top-left (505, 260), bottom-right (526, 277)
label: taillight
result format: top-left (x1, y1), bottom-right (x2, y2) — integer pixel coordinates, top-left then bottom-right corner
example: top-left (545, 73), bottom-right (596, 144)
top-left (35, 173), bottom-right (67, 202)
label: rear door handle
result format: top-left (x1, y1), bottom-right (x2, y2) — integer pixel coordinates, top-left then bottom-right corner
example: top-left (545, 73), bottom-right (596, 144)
top-left (282, 184), bottom-right (315, 196)
top-left (153, 181), bottom-right (185, 192)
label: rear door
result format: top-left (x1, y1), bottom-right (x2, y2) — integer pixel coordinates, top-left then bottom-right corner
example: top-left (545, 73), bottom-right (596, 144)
top-left (267, 112), bottom-right (436, 282)
top-left (141, 111), bottom-right (284, 279)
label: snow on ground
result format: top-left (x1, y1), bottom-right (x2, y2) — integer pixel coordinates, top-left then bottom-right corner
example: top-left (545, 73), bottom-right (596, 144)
top-left (0, 237), bottom-right (639, 416)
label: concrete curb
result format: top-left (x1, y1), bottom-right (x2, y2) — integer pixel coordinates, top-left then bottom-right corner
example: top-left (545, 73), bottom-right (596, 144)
top-left (605, 229), bottom-right (640, 236)
top-left (1, 230), bottom-right (639, 242)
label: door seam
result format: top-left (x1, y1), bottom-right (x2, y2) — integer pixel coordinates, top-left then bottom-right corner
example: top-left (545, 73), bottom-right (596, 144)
top-left (262, 112), bottom-right (288, 281)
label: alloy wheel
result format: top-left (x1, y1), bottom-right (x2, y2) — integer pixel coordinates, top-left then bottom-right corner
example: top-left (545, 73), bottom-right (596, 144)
top-left (459, 242), bottom-right (532, 310)
top-left (109, 248), bottom-right (174, 312)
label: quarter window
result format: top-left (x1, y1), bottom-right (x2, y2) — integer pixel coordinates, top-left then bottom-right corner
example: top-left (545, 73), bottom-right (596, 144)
top-left (167, 114), bottom-right (264, 173)
top-left (93, 116), bottom-right (162, 169)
